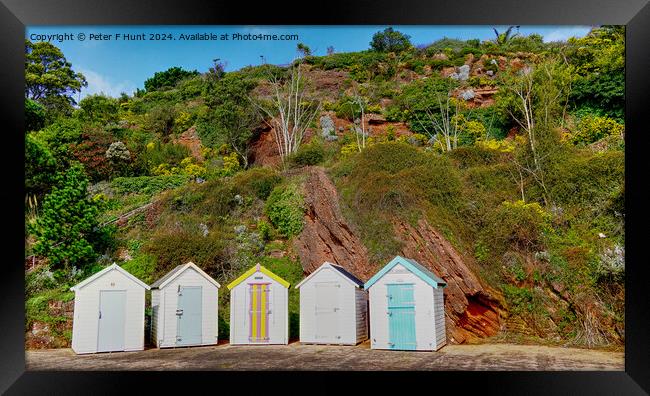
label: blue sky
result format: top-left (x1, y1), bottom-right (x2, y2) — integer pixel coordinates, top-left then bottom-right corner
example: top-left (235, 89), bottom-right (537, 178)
top-left (25, 25), bottom-right (593, 100)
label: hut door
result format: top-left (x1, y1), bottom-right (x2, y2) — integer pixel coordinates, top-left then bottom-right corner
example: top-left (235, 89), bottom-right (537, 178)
top-left (176, 286), bottom-right (203, 346)
top-left (248, 283), bottom-right (270, 343)
top-left (314, 282), bottom-right (340, 342)
top-left (387, 284), bottom-right (416, 350)
top-left (97, 290), bottom-right (126, 352)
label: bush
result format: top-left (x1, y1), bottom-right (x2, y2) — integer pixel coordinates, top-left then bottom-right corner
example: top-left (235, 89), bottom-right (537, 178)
top-left (265, 183), bottom-right (306, 238)
top-left (144, 230), bottom-right (227, 280)
top-left (570, 115), bottom-right (624, 145)
top-left (231, 167), bottom-right (282, 200)
top-left (480, 200), bottom-right (552, 257)
top-left (121, 254), bottom-right (157, 284)
top-left (111, 175), bottom-right (189, 196)
top-left (290, 141), bottom-right (325, 167)
top-left (25, 134), bottom-right (57, 196)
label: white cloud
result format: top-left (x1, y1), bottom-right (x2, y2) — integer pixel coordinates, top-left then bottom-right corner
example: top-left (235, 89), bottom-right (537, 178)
top-left (543, 26), bottom-right (592, 43)
top-left (77, 68), bottom-right (136, 99)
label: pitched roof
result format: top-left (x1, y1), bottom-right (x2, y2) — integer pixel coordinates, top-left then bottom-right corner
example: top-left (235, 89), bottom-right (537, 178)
top-left (150, 261), bottom-right (221, 289)
top-left (364, 255), bottom-right (447, 290)
top-left (295, 262), bottom-right (363, 289)
top-left (226, 264), bottom-right (290, 290)
top-left (70, 263), bottom-right (151, 291)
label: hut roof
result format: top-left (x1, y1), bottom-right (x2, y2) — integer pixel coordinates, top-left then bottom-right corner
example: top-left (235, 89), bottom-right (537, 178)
top-left (70, 263), bottom-right (150, 291)
top-left (227, 264), bottom-right (290, 290)
top-left (363, 255), bottom-right (447, 290)
top-left (150, 261), bottom-right (221, 289)
top-left (295, 261), bottom-right (363, 289)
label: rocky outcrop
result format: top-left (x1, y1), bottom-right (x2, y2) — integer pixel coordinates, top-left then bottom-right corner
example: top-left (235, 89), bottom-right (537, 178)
top-left (293, 167), bottom-right (373, 280)
top-left (392, 218), bottom-right (504, 344)
top-left (175, 126), bottom-right (203, 160)
top-left (294, 167), bottom-right (504, 344)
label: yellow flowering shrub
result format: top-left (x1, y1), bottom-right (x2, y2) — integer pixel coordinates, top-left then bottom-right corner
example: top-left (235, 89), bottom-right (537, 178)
top-left (571, 115), bottom-right (624, 145)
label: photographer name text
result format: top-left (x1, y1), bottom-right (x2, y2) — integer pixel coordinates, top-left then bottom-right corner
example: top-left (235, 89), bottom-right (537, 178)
top-left (29, 32), bottom-right (299, 43)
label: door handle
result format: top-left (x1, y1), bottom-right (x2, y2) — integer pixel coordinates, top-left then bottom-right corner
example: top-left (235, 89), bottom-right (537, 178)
top-left (99, 311), bottom-right (101, 319)
top-left (176, 309), bottom-right (183, 315)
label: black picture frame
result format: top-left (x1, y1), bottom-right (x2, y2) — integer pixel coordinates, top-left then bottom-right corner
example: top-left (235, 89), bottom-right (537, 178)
top-left (1, 0), bottom-right (648, 394)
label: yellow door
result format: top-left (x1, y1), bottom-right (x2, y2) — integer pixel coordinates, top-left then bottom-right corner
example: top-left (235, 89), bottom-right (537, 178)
top-left (249, 283), bottom-right (270, 343)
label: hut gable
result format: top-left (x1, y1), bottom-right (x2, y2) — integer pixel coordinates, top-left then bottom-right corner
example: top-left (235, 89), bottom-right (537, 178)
top-left (364, 255), bottom-right (446, 290)
top-left (150, 261), bottom-right (221, 290)
top-left (227, 264), bottom-right (290, 290)
top-left (70, 263), bottom-right (150, 292)
top-left (295, 261), bottom-right (363, 289)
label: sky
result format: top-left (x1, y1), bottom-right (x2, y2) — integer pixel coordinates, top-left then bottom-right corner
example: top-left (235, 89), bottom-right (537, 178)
top-left (25, 25), bottom-right (593, 100)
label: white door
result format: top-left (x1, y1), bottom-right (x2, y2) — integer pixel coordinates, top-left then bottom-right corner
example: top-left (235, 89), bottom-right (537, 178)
top-left (97, 290), bottom-right (126, 352)
top-left (314, 282), bottom-right (340, 343)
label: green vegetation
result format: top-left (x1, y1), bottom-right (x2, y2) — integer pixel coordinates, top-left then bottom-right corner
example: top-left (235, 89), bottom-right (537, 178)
top-left (265, 183), bottom-right (306, 238)
top-left (24, 26), bottom-right (625, 349)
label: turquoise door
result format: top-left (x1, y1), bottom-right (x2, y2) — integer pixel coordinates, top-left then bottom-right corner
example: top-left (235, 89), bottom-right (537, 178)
top-left (387, 284), bottom-right (416, 350)
top-left (97, 290), bottom-right (126, 352)
top-left (177, 286), bottom-right (202, 346)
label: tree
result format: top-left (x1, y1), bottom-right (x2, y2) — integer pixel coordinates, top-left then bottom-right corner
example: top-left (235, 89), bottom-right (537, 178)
top-left (25, 134), bottom-right (57, 197)
top-left (497, 57), bottom-right (574, 205)
top-left (25, 39), bottom-right (87, 115)
top-left (208, 58), bottom-right (226, 81)
top-left (25, 98), bottom-right (46, 132)
top-left (370, 27), bottom-right (412, 53)
top-left (253, 62), bottom-right (321, 166)
top-left (77, 94), bottom-right (120, 125)
top-left (297, 43), bottom-right (312, 58)
top-left (326, 46), bottom-right (335, 55)
top-left (30, 163), bottom-right (103, 271)
top-left (343, 90), bottom-right (369, 152)
top-left (144, 66), bottom-right (199, 91)
top-left (201, 73), bottom-right (259, 168)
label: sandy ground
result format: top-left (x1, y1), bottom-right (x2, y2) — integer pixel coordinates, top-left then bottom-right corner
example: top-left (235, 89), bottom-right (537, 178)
top-left (25, 342), bottom-right (624, 371)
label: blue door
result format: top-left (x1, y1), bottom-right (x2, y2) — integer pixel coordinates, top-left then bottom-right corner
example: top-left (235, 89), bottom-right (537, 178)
top-left (177, 286), bottom-right (202, 346)
top-left (97, 290), bottom-right (126, 352)
top-left (387, 284), bottom-right (416, 350)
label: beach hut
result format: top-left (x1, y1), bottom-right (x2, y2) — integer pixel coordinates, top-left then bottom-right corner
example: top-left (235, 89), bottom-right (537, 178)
top-left (295, 262), bottom-right (368, 345)
top-left (364, 255), bottom-right (447, 351)
top-left (227, 264), bottom-right (290, 345)
top-left (150, 262), bottom-right (221, 348)
top-left (70, 263), bottom-right (150, 354)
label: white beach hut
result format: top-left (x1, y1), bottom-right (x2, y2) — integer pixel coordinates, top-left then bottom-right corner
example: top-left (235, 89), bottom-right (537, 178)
top-left (364, 255), bottom-right (447, 351)
top-left (70, 263), bottom-right (150, 354)
top-left (295, 262), bottom-right (368, 345)
top-left (227, 264), bottom-right (290, 345)
top-left (150, 262), bottom-right (221, 348)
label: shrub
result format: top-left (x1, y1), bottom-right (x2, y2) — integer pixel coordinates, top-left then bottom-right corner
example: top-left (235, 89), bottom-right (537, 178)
top-left (256, 220), bottom-right (274, 242)
top-left (265, 183), bottom-right (306, 238)
top-left (144, 230), bottom-right (227, 280)
top-left (231, 167), bottom-right (282, 200)
top-left (480, 200), bottom-right (552, 256)
top-left (120, 254), bottom-right (157, 284)
top-left (25, 134), bottom-right (57, 196)
top-left (571, 115), bottom-right (624, 145)
top-left (290, 141), bottom-right (325, 167)
top-left (111, 175), bottom-right (189, 196)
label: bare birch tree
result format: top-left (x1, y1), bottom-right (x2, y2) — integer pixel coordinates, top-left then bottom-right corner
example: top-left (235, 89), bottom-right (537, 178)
top-left (253, 61), bottom-right (321, 166)
top-left (346, 91), bottom-right (368, 152)
top-left (410, 90), bottom-right (463, 152)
